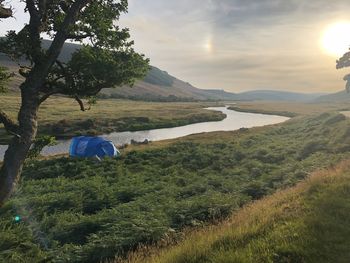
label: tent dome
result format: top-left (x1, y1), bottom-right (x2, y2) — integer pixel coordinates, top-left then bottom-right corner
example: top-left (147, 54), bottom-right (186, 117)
top-left (69, 136), bottom-right (120, 158)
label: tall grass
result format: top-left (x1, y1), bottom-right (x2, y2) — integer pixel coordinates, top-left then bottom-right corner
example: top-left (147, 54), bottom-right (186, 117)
top-left (1, 112), bottom-right (350, 262)
top-left (122, 160), bottom-right (350, 263)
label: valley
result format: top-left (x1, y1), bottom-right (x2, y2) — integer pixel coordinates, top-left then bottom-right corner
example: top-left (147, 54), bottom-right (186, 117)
top-left (1, 2), bottom-right (350, 262)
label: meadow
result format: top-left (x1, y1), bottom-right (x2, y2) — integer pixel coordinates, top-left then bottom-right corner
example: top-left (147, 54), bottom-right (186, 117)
top-left (0, 95), bottom-right (224, 144)
top-left (1, 110), bottom-right (350, 262)
top-left (229, 100), bottom-right (350, 117)
top-left (125, 160), bottom-right (350, 263)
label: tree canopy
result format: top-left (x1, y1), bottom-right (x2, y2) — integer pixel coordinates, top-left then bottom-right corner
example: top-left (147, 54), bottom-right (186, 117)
top-left (0, 0), bottom-right (149, 105)
top-left (0, 0), bottom-right (149, 206)
top-left (337, 49), bottom-right (350, 92)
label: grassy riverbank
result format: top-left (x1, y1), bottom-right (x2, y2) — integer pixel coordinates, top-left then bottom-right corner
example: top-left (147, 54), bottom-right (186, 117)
top-left (0, 95), bottom-right (225, 144)
top-left (1, 111), bottom-right (350, 262)
top-left (229, 101), bottom-right (350, 117)
top-left (228, 105), bottom-right (297, 118)
top-left (125, 160), bottom-right (350, 263)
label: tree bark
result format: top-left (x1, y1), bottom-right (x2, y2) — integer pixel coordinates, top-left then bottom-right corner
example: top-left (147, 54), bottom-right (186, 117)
top-left (0, 87), bottom-right (39, 206)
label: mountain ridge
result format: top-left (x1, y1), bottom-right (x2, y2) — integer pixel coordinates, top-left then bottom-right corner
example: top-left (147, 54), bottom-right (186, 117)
top-left (0, 40), bottom-right (325, 102)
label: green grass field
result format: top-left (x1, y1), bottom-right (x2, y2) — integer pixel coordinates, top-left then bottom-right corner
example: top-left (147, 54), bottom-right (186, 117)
top-left (1, 111), bottom-right (350, 262)
top-left (127, 160), bottom-right (350, 263)
top-left (229, 100), bottom-right (350, 117)
top-left (0, 95), bottom-right (225, 144)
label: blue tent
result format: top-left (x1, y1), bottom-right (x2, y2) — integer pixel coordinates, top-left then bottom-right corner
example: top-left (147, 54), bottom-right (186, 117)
top-left (69, 136), bottom-right (120, 158)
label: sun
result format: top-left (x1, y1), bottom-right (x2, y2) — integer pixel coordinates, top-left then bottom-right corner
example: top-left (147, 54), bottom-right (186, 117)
top-left (321, 22), bottom-right (350, 57)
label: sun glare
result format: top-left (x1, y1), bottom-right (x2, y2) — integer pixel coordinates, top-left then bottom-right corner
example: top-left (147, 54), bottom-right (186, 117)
top-left (322, 22), bottom-right (350, 57)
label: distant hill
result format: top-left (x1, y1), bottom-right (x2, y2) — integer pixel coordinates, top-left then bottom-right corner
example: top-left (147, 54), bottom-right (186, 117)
top-left (0, 40), bottom-right (238, 101)
top-left (101, 66), bottom-right (238, 101)
top-left (0, 40), bottom-right (324, 102)
top-left (235, 90), bottom-right (325, 102)
top-left (314, 90), bottom-right (350, 102)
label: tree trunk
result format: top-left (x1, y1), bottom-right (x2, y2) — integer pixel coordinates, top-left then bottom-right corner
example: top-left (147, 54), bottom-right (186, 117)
top-left (0, 88), bottom-right (39, 206)
top-left (0, 33), bottom-right (70, 206)
top-left (0, 0), bottom-right (89, 207)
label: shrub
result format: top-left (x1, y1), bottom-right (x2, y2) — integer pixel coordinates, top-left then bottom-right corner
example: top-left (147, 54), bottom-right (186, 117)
top-left (298, 141), bottom-right (328, 160)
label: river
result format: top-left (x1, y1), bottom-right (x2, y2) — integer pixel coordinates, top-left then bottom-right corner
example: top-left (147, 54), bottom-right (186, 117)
top-left (0, 107), bottom-right (289, 159)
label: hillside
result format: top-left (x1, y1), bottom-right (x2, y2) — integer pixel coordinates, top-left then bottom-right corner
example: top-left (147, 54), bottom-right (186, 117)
top-left (101, 66), bottom-right (237, 101)
top-left (236, 90), bottom-right (324, 102)
top-left (1, 41), bottom-right (323, 102)
top-left (126, 160), bottom-right (350, 263)
top-left (0, 40), bottom-right (236, 101)
top-left (315, 90), bottom-right (350, 102)
top-left (103, 76), bottom-right (324, 102)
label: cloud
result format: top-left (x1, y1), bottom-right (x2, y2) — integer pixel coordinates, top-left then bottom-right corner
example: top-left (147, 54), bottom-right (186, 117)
top-left (122, 0), bottom-right (350, 92)
top-left (1, 0), bottom-right (350, 92)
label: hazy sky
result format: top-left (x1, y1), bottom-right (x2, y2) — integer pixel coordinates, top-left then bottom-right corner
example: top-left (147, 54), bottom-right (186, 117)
top-left (1, 0), bottom-right (350, 93)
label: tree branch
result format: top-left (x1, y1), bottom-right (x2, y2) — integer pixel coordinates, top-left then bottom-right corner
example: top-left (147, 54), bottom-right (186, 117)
top-left (45, 0), bottom-right (92, 68)
top-left (26, 0), bottom-right (43, 64)
top-left (19, 66), bottom-right (32, 78)
top-left (59, 1), bottom-right (69, 13)
top-left (37, 59), bottom-right (67, 104)
top-left (74, 96), bottom-right (90, 111)
top-left (0, 9), bottom-right (11, 19)
top-left (55, 59), bottom-right (66, 73)
top-left (54, 59), bottom-right (77, 89)
top-left (38, 0), bottom-right (53, 30)
top-left (0, 0), bottom-right (12, 19)
top-left (67, 33), bottom-right (93, 40)
top-left (26, 0), bottom-right (38, 13)
top-left (39, 90), bottom-right (59, 105)
top-left (0, 110), bottom-right (20, 136)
